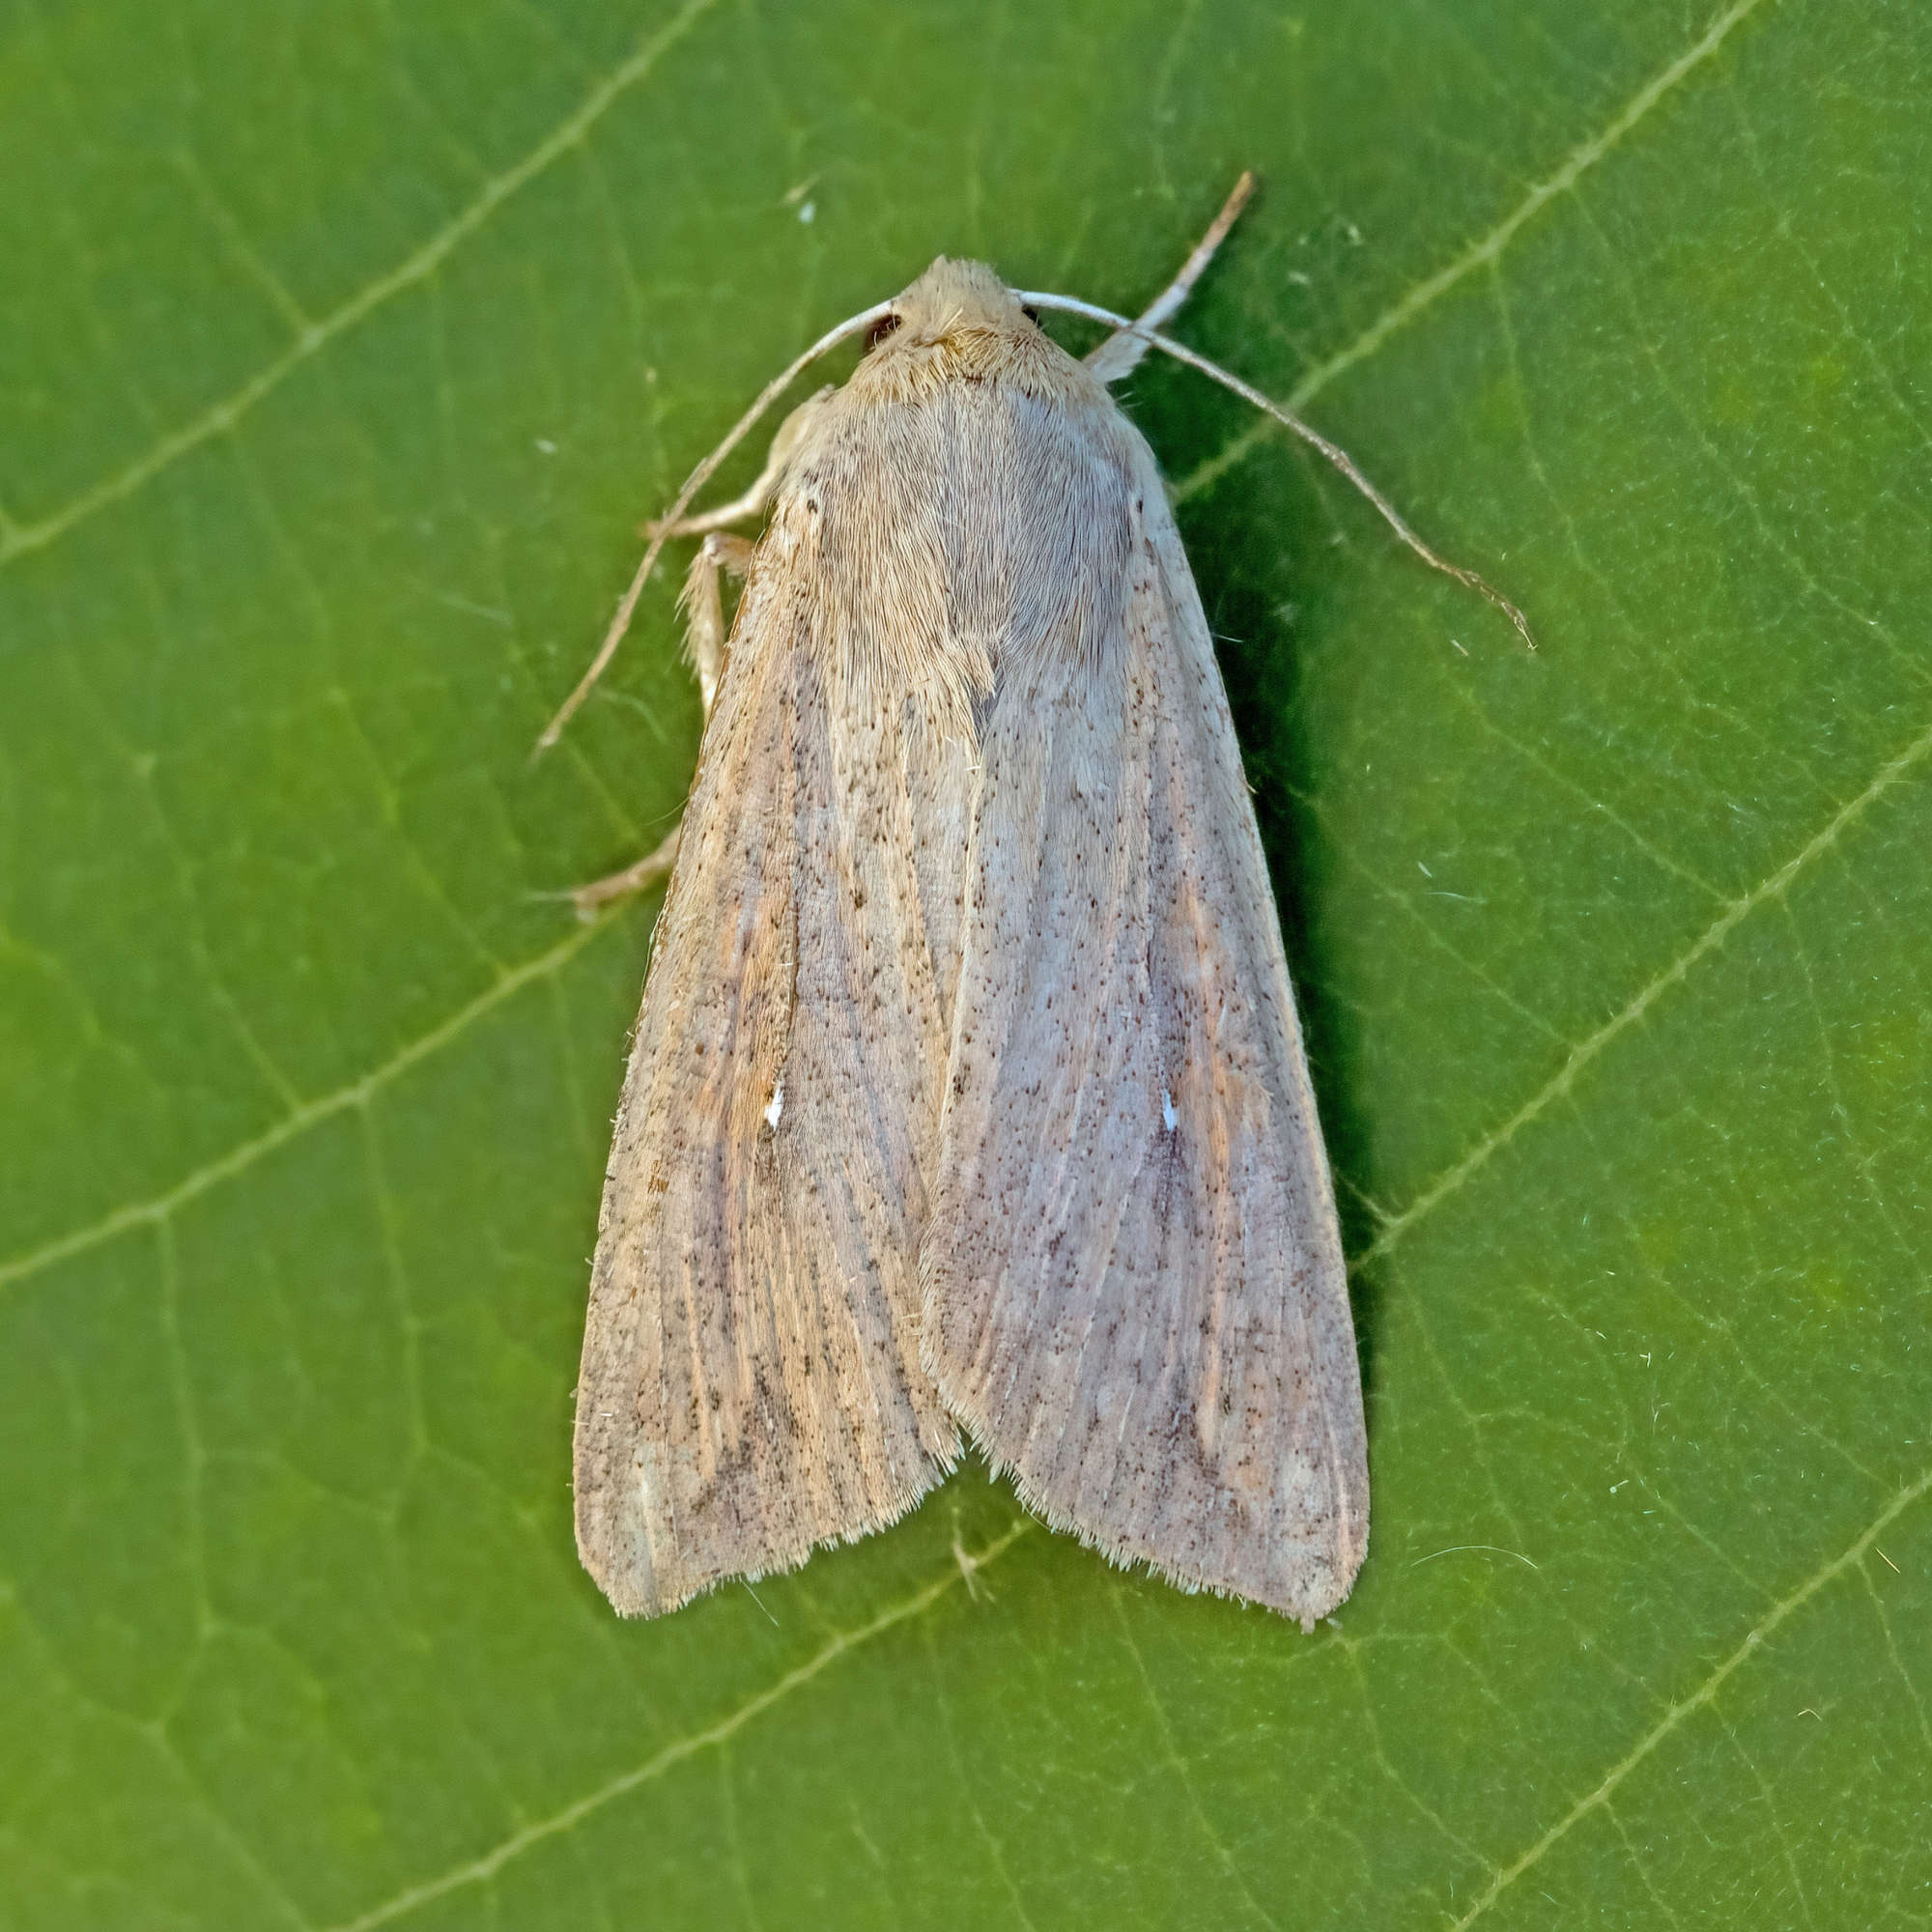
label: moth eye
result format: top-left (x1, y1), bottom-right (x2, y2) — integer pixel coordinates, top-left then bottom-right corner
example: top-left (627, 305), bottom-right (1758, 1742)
top-left (1021, 304), bottom-right (1041, 325)
top-left (865, 313), bottom-right (902, 350)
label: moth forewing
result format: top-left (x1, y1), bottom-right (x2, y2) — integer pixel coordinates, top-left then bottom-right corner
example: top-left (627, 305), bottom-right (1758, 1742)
top-left (918, 413), bottom-right (1367, 1632)
top-left (573, 482), bottom-right (966, 1616)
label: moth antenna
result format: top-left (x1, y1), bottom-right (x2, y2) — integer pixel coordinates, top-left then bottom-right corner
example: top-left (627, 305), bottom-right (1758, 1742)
top-left (533, 298), bottom-right (899, 754)
top-left (1087, 171), bottom-right (1257, 383)
top-left (1023, 292), bottom-right (1536, 651)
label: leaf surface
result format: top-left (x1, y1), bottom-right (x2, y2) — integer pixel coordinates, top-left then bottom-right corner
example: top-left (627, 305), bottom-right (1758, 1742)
top-left (3, 1), bottom-right (1928, 1925)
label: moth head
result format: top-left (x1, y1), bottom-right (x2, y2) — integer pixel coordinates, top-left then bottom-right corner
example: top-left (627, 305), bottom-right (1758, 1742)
top-left (855, 257), bottom-right (1068, 394)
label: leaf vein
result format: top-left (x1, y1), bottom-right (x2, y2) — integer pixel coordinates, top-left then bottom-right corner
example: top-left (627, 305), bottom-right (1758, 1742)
top-left (320, 1522), bottom-right (1031, 1932)
top-left (1112, 1589), bottom-right (1282, 1932)
top-left (1353, 706), bottom-right (1932, 1272)
top-left (0, 920), bottom-right (608, 1293)
top-left (1170, 0), bottom-right (1774, 508)
top-left (1447, 1463), bottom-right (1932, 1928)
top-left (0, 0), bottom-right (723, 569)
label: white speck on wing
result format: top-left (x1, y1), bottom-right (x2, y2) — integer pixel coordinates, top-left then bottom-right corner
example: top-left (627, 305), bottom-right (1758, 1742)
top-left (1161, 1088), bottom-right (1179, 1133)
top-left (764, 1081), bottom-right (785, 1129)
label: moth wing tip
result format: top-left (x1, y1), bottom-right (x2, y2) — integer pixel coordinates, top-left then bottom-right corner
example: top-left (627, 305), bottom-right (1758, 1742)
top-left (933, 1407), bottom-right (1371, 1629)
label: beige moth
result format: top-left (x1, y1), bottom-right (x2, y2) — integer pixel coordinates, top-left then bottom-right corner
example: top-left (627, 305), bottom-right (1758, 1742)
top-left (552, 177), bottom-right (1526, 1630)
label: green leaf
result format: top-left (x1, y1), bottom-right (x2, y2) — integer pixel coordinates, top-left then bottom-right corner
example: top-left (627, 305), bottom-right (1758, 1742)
top-left (4, 0), bottom-right (1928, 1924)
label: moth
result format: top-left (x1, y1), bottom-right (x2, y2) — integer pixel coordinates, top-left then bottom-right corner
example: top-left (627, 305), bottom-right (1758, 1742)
top-left (553, 179), bottom-right (1526, 1630)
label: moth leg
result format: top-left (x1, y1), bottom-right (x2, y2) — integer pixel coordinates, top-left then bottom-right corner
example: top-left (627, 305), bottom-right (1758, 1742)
top-left (678, 531), bottom-right (753, 719)
top-left (645, 387), bottom-right (834, 539)
top-left (1087, 171), bottom-right (1256, 384)
top-left (561, 530), bottom-right (753, 919)
top-left (567, 824), bottom-right (682, 921)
